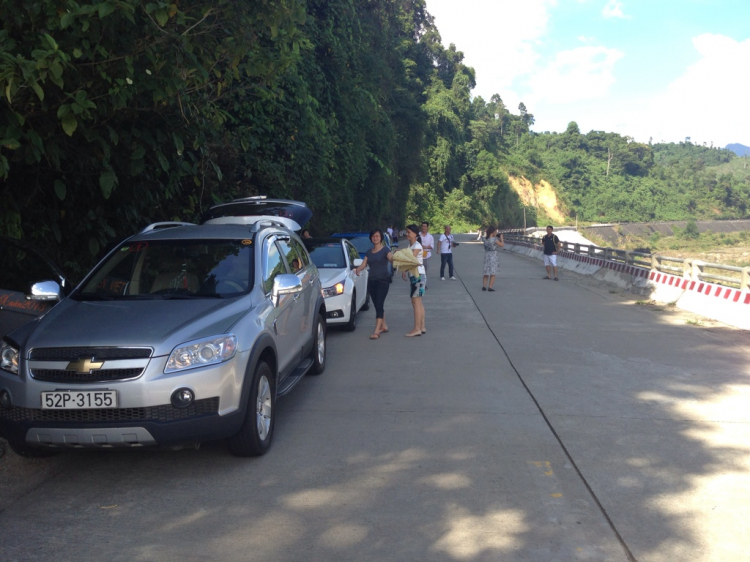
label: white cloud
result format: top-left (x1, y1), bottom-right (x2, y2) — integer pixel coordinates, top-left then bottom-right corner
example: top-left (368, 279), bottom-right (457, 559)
top-left (526, 46), bottom-right (624, 104)
top-left (628, 34), bottom-right (750, 146)
top-left (425, 0), bottom-right (557, 100)
top-left (602, 0), bottom-right (629, 19)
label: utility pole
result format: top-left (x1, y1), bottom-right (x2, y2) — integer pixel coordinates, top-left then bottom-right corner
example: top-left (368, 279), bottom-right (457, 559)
top-left (523, 207), bottom-right (526, 231)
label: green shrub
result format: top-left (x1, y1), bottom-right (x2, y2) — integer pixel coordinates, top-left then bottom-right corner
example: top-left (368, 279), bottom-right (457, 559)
top-left (684, 219), bottom-right (699, 239)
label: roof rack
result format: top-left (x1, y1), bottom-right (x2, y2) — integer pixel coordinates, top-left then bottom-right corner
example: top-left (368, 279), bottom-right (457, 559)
top-left (140, 222), bottom-right (196, 234)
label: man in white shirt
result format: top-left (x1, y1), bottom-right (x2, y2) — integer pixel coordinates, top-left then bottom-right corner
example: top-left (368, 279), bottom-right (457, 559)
top-left (420, 221), bottom-right (434, 289)
top-left (438, 225), bottom-right (457, 280)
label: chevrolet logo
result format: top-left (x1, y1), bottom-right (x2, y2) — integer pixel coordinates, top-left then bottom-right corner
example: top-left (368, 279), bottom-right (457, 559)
top-left (66, 357), bottom-right (105, 374)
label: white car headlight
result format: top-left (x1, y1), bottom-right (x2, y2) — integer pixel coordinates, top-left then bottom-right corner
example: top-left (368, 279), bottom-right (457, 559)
top-left (0, 340), bottom-right (20, 375)
top-left (165, 334), bottom-right (237, 374)
top-left (322, 282), bottom-right (345, 298)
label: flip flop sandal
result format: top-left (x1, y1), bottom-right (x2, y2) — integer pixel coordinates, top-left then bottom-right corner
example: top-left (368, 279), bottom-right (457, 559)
top-left (370, 333), bottom-right (380, 339)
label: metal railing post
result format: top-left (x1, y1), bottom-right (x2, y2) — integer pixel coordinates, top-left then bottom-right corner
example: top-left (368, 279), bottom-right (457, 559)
top-left (691, 260), bottom-right (705, 282)
top-left (574, 243), bottom-right (580, 255)
top-left (683, 258), bottom-right (692, 279)
top-left (651, 254), bottom-right (660, 271)
top-left (742, 267), bottom-right (750, 292)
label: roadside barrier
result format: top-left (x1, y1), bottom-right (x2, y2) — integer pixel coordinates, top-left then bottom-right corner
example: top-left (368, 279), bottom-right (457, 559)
top-left (502, 234), bottom-right (750, 330)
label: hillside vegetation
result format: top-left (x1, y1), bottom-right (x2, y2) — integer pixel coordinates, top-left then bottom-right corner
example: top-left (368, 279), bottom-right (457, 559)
top-left (0, 0), bottom-right (534, 275)
top-left (1, 0), bottom-right (748, 277)
top-left (514, 126), bottom-right (750, 224)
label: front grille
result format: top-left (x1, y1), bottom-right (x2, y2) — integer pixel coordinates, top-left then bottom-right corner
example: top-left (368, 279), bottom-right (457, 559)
top-left (30, 368), bottom-right (144, 383)
top-left (29, 347), bottom-right (153, 361)
top-left (0, 397), bottom-right (219, 423)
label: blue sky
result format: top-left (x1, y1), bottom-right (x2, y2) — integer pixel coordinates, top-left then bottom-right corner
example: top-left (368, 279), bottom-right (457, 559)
top-left (425, 0), bottom-right (750, 147)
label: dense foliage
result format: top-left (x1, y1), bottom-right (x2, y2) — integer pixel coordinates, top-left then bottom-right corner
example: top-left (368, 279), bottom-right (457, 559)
top-left (1, 0), bottom-right (748, 278)
top-left (1, 0), bottom-right (311, 274)
top-left (514, 127), bottom-right (750, 223)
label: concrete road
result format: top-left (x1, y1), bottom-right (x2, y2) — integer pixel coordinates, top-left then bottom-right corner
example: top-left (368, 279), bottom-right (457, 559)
top-left (1, 235), bottom-right (749, 561)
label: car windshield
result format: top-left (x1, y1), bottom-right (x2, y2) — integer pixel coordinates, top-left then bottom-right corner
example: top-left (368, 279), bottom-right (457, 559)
top-left (347, 237), bottom-right (373, 255)
top-left (75, 239), bottom-right (254, 300)
top-left (306, 243), bottom-right (346, 269)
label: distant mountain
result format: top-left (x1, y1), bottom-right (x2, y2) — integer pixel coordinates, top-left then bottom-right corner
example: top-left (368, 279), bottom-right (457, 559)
top-left (726, 143), bottom-right (750, 156)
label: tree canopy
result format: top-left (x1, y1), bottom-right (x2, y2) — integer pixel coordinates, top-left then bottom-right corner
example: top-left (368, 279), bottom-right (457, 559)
top-left (1, 0), bottom-right (747, 278)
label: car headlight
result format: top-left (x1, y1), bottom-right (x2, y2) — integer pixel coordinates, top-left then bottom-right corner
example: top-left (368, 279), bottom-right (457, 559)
top-left (0, 341), bottom-right (20, 375)
top-left (322, 282), bottom-right (345, 298)
top-left (165, 334), bottom-right (237, 374)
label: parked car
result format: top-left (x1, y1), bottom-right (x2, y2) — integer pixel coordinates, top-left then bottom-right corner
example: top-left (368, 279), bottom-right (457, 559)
top-left (0, 236), bottom-right (72, 340)
top-left (331, 231), bottom-right (394, 281)
top-left (303, 238), bottom-right (369, 331)
top-left (200, 195), bottom-right (312, 230)
top-left (0, 203), bottom-right (325, 458)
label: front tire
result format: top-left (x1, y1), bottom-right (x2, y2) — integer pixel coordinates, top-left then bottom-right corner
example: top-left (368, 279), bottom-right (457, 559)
top-left (309, 313), bottom-right (326, 375)
top-left (227, 361), bottom-right (275, 457)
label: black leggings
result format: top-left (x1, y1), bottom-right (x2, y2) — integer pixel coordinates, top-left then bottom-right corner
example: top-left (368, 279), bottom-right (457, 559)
top-left (367, 278), bottom-right (390, 319)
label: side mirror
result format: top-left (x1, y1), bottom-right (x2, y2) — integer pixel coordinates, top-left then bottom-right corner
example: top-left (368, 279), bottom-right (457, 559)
top-left (271, 274), bottom-right (303, 306)
top-left (352, 258), bottom-right (363, 268)
top-left (27, 280), bottom-right (63, 302)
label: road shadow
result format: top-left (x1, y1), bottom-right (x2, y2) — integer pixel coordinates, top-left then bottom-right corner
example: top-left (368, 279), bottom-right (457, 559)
top-left (1, 235), bottom-right (749, 561)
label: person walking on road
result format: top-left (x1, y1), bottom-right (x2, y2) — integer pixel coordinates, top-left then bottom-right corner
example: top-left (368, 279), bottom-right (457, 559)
top-left (404, 224), bottom-right (426, 337)
top-left (438, 225), bottom-right (457, 280)
top-left (420, 221), bottom-right (434, 289)
top-left (542, 225), bottom-right (561, 281)
top-left (482, 226), bottom-right (504, 291)
top-left (355, 229), bottom-right (393, 340)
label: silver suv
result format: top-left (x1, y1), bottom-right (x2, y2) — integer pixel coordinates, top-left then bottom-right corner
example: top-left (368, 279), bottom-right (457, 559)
top-left (0, 202), bottom-right (326, 457)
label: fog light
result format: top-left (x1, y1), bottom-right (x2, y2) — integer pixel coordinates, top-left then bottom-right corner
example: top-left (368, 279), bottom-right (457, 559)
top-left (0, 390), bottom-right (11, 409)
top-left (171, 388), bottom-right (195, 409)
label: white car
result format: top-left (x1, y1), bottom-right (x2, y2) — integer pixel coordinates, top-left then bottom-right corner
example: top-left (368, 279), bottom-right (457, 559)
top-left (304, 238), bottom-right (369, 331)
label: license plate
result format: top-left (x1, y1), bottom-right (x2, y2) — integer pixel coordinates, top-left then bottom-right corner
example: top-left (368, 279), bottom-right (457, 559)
top-left (41, 390), bottom-right (118, 410)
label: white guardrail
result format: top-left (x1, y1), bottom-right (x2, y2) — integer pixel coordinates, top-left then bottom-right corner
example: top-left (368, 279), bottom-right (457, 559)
top-left (501, 232), bottom-right (750, 292)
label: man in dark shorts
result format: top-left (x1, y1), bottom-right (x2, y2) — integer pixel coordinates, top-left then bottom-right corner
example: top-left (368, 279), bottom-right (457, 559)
top-left (542, 225), bottom-right (561, 281)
